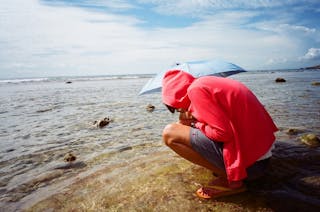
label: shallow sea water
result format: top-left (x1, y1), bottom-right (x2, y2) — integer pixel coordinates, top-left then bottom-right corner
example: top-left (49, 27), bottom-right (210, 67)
top-left (0, 70), bottom-right (319, 211)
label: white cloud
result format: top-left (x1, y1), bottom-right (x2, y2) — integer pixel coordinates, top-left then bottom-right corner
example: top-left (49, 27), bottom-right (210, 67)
top-left (41, 0), bottom-right (136, 11)
top-left (0, 0), bottom-right (153, 77)
top-left (0, 0), bottom-right (319, 78)
top-left (250, 20), bottom-right (320, 53)
top-left (266, 58), bottom-right (288, 65)
top-left (253, 21), bottom-right (317, 35)
top-left (278, 24), bottom-right (316, 34)
top-left (300, 48), bottom-right (320, 61)
top-left (138, 0), bottom-right (320, 16)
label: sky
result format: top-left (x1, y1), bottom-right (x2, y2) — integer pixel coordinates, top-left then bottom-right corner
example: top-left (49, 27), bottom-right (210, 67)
top-left (0, 0), bottom-right (320, 78)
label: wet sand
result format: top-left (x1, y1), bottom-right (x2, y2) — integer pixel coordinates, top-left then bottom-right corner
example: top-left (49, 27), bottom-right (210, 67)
top-left (25, 150), bottom-right (273, 212)
top-left (25, 134), bottom-right (320, 212)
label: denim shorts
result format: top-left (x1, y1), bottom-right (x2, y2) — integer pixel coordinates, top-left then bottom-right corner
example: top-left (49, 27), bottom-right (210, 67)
top-left (190, 127), bottom-right (270, 180)
top-left (190, 127), bottom-right (225, 170)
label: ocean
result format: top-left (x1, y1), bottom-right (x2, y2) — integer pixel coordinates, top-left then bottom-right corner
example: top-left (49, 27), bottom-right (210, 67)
top-left (0, 69), bottom-right (319, 211)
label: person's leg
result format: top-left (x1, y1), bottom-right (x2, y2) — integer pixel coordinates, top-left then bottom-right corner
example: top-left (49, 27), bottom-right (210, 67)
top-left (163, 123), bottom-right (245, 199)
top-left (162, 123), bottom-right (226, 177)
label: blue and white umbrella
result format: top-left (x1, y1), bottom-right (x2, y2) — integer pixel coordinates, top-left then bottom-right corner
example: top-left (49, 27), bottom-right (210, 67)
top-left (139, 59), bottom-right (246, 95)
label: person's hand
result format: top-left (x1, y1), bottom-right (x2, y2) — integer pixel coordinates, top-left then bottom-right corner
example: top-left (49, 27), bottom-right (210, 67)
top-left (178, 111), bottom-right (196, 126)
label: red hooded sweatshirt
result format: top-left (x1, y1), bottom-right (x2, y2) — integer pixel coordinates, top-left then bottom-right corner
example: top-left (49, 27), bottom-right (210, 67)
top-left (162, 70), bottom-right (278, 181)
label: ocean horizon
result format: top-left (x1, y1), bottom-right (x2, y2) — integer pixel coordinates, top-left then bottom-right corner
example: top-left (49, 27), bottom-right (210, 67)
top-left (1, 68), bottom-right (319, 84)
top-left (0, 73), bottom-right (154, 84)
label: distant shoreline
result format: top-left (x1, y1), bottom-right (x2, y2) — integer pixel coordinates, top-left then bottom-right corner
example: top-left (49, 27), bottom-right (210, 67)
top-left (301, 64), bottom-right (320, 70)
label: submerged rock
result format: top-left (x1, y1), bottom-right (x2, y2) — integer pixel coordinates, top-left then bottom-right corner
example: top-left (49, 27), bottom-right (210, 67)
top-left (36, 108), bottom-right (54, 113)
top-left (64, 153), bottom-right (77, 163)
top-left (54, 161), bottom-right (86, 170)
top-left (275, 78), bottom-right (286, 83)
top-left (118, 146), bottom-right (133, 152)
top-left (4, 170), bottom-right (64, 202)
top-left (247, 141), bottom-right (320, 211)
top-left (146, 104), bottom-right (155, 112)
top-left (299, 133), bottom-right (320, 147)
top-left (286, 128), bottom-right (305, 135)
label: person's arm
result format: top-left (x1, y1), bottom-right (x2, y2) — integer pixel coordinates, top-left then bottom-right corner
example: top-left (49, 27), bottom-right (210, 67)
top-left (188, 86), bottom-right (233, 142)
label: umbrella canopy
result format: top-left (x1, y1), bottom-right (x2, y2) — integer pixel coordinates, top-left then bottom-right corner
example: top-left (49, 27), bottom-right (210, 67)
top-left (139, 59), bottom-right (246, 95)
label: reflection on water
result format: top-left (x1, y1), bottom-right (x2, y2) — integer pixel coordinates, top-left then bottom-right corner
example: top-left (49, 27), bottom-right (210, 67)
top-left (0, 70), bottom-right (319, 210)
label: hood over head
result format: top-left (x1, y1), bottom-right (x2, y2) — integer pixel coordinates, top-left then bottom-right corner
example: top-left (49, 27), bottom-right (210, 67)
top-left (162, 70), bottom-right (195, 110)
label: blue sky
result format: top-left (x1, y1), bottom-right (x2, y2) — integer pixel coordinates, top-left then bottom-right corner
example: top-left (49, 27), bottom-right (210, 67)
top-left (0, 0), bottom-right (319, 78)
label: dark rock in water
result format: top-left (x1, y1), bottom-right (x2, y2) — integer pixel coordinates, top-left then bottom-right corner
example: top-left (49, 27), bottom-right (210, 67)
top-left (36, 108), bottom-right (53, 113)
top-left (311, 81), bottom-right (320, 86)
top-left (118, 146), bottom-right (133, 152)
top-left (93, 117), bottom-right (112, 128)
top-left (246, 141), bottom-right (320, 211)
top-left (54, 161), bottom-right (86, 170)
top-left (22, 134), bottom-right (31, 139)
top-left (299, 133), bottom-right (320, 147)
top-left (65, 81), bottom-right (72, 84)
top-left (64, 153), bottom-right (76, 163)
top-left (299, 176), bottom-right (320, 189)
top-left (146, 104), bottom-right (155, 112)
top-left (275, 78), bottom-right (286, 83)
top-left (286, 128), bottom-right (305, 135)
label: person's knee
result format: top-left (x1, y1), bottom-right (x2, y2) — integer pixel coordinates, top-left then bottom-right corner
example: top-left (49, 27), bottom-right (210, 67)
top-left (162, 123), bottom-right (178, 147)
